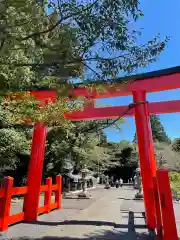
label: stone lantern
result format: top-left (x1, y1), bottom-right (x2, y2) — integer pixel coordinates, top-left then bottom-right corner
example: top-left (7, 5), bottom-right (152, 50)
top-left (104, 175), bottom-right (110, 189)
top-left (78, 165), bottom-right (90, 198)
top-left (155, 151), bottom-right (164, 168)
top-left (133, 145), bottom-right (143, 199)
top-left (135, 165), bottom-right (143, 199)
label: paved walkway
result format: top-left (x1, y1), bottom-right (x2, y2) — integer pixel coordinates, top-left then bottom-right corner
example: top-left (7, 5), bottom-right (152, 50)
top-left (2, 185), bottom-right (180, 239)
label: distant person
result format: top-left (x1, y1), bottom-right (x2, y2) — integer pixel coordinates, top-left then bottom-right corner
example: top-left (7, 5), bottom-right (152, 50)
top-left (115, 179), bottom-right (119, 188)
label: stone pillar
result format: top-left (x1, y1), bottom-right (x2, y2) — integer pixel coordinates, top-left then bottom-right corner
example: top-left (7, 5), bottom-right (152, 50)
top-left (135, 167), bottom-right (143, 199)
top-left (78, 165), bottom-right (90, 198)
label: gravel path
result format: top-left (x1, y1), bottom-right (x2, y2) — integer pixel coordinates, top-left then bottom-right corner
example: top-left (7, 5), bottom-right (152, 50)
top-left (4, 186), bottom-right (150, 240)
top-left (1, 185), bottom-right (180, 240)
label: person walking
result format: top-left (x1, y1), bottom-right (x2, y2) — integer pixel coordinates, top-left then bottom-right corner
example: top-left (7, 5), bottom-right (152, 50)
top-left (119, 178), bottom-right (123, 187)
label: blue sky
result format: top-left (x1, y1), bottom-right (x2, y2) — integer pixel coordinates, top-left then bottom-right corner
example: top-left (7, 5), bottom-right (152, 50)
top-left (99, 0), bottom-right (180, 142)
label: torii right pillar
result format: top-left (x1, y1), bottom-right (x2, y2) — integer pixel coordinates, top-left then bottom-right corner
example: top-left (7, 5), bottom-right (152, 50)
top-left (133, 91), bottom-right (157, 230)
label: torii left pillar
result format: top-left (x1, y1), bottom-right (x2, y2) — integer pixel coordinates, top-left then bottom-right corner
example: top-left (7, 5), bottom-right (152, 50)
top-left (24, 122), bottom-right (47, 222)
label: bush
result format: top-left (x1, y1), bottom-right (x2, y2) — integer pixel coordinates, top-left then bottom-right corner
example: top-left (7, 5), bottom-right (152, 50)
top-left (169, 172), bottom-right (180, 198)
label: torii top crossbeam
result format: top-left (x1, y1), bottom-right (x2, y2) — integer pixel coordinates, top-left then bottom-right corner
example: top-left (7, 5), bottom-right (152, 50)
top-left (68, 65), bottom-right (180, 99)
top-left (31, 65), bottom-right (180, 120)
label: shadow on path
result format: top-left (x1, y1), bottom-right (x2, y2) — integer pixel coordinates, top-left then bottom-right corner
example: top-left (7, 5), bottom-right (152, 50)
top-left (9, 212), bottom-right (155, 240)
top-left (24, 219), bottom-right (147, 229)
top-left (9, 233), bottom-right (153, 240)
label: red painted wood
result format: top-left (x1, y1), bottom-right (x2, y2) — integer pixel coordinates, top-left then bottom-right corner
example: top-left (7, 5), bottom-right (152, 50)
top-left (64, 100), bottom-right (180, 120)
top-left (133, 91), bottom-right (156, 230)
top-left (40, 185), bottom-right (48, 192)
top-left (9, 212), bottom-right (24, 225)
top-left (157, 169), bottom-right (178, 240)
top-left (29, 72), bottom-right (180, 101)
top-left (0, 189), bottom-right (4, 197)
top-left (0, 177), bottom-right (14, 231)
top-left (50, 202), bottom-right (58, 210)
top-left (12, 187), bottom-right (28, 195)
top-left (68, 72), bottom-right (180, 99)
top-left (52, 185), bottom-right (58, 191)
top-left (30, 90), bottom-right (57, 102)
top-left (24, 122), bottom-right (47, 222)
top-left (44, 178), bottom-right (52, 213)
top-left (38, 205), bottom-right (48, 214)
top-left (55, 176), bottom-right (62, 209)
top-left (64, 105), bottom-right (132, 120)
top-left (153, 177), bottom-right (163, 239)
top-left (0, 176), bottom-right (61, 230)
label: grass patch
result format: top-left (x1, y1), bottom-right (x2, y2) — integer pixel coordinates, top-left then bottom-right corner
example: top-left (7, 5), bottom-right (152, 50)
top-left (169, 172), bottom-right (180, 198)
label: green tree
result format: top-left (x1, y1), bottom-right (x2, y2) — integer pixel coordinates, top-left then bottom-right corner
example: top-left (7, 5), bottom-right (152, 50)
top-left (133, 115), bottom-right (171, 144)
top-left (154, 142), bottom-right (180, 171)
top-left (105, 140), bottom-right (138, 168)
top-left (0, 1), bottom-right (82, 92)
top-left (172, 138), bottom-right (180, 153)
top-left (150, 115), bottom-right (171, 143)
top-left (0, 128), bottom-right (30, 171)
top-left (0, 0), bottom-right (167, 89)
top-left (0, 127), bottom-right (31, 186)
top-left (0, 0), bottom-right (83, 127)
top-left (34, 0), bottom-right (168, 82)
top-left (43, 122), bottom-right (115, 177)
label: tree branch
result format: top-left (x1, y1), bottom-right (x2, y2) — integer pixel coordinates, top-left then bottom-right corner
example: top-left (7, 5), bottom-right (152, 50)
top-left (20, 0), bottom-right (99, 41)
top-left (83, 62), bottom-right (102, 81)
top-left (0, 53), bottom-right (130, 67)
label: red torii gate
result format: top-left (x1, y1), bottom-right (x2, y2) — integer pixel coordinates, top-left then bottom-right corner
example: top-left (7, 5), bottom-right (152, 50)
top-left (27, 66), bottom-right (180, 238)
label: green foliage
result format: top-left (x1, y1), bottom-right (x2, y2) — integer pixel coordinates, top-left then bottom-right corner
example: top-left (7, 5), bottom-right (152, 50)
top-left (43, 123), bottom-right (115, 177)
top-left (0, 0), bottom-right (84, 128)
top-left (46, 0), bottom-right (168, 81)
top-left (132, 115), bottom-right (179, 172)
top-left (169, 172), bottom-right (180, 198)
top-left (150, 115), bottom-right (171, 144)
top-left (154, 142), bottom-right (180, 170)
top-left (0, 0), bottom-right (82, 92)
top-left (0, 0), bottom-right (44, 91)
top-left (0, 128), bottom-right (30, 171)
top-left (0, 93), bottom-right (78, 127)
top-left (106, 140), bottom-right (138, 167)
top-left (0, 0), bottom-right (167, 91)
top-left (172, 138), bottom-right (180, 152)
top-left (133, 115), bottom-right (171, 144)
